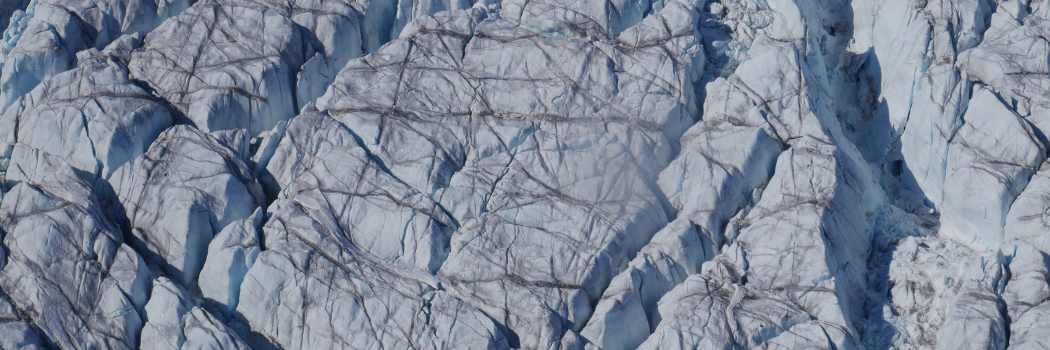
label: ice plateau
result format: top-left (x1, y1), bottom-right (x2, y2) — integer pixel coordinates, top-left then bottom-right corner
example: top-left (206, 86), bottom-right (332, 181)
top-left (0, 0), bottom-right (1049, 348)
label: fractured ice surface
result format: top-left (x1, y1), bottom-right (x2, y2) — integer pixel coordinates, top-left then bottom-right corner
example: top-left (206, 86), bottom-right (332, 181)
top-left (939, 86), bottom-right (1045, 251)
top-left (1, 146), bottom-right (148, 349)
top-left (3, 0), bottom-right (1050, 347)
top-left (236, 197), bottom-right (509, 349)
top-left (198, 207), bottom-right (263, 316)
top-left (110, 125), bottom-right (264, 286)
top-left (0, 52), bottom-right (172, 184)
top-left (141, 277), bottom-right (250, 350)
top-left (127, 0), bottom-right (310, 136)
top-left (0, 0), bottom-right (191, 111)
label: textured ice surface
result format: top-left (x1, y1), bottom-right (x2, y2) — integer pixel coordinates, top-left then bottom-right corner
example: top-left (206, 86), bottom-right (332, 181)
top-left (199, 207), bottom-right (263, 316)
top-left (0, 0), bottom-right (190, 111)
top-left (236, 197), bottom-right (509, 348)
top-left (3, 0), bottom-right (1050, 347)
top-left (141, 277), bottom-right (250, 350)
top-left (2, 146), bottom-right (147, 349)
top-left (0, 53), bottom-right (172, 184)
top-left (110, 125), bottom-right (264, 286)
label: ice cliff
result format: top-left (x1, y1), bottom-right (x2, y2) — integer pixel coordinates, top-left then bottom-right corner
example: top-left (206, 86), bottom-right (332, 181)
top-left (0, 0), bottom-right (1047, 348)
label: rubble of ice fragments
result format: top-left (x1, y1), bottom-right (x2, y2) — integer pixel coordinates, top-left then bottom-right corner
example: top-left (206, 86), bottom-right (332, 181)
top-left (4, 0), bottom-right (1050, 347)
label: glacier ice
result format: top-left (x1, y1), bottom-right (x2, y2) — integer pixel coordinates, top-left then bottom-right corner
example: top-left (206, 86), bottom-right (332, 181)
top-left (579, 218), bottom-right (708, 350)
top-left (3, 0), bottom-right (1050, 347)
top-left (0, 290), bottom-right (43, 350)
top-left (110, 125), bottom-right (264, 286)
top-left (235, 197), bottom-right (509, 349)
top-left (883, 236), bottom-right (1006, 349)
top-left (0, 0), bottom-right (190, 112)
top-left (0, 52), bottom-right (172, 185)
top-left (2, 146), bottom-right (147, 349)
top-left (939, 86), bottom-right (1045, 251)
top-left (198, 207), bottom-right (264, 316)
top-left (265, 108), bottom-right (456, 273)
top-left (140, 276), bottom-right (250, 350)
top-left (127, 0), bottom-right (311, 136)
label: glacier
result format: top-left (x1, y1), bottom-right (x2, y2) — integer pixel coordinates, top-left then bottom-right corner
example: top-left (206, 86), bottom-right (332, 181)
top-left (0, 0), bottom-right (1049, 348)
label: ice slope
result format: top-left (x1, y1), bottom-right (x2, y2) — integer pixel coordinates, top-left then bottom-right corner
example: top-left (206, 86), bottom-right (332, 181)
top-left (0, 46), bottom-right (172, 187)
top-left (1, 146), bottom-right (149, 349)
top-left (258, 3), bottom-right (704, 347)
top-left (110, 125), bottom-right (265, 286)
top-left (0, 0), bottom-right (192, 112)
top-left (1, 0), bottom-right (1050, 348)
top-left (140, 277), bottom-right (249, 350)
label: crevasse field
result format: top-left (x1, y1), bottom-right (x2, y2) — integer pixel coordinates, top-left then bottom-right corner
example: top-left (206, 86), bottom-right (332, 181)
top-left (0, 0), bottom-right (1045, 348)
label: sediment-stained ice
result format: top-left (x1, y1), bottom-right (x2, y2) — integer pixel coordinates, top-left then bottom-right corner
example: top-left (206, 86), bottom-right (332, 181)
top-left (0, 53), bottom-right (171, 185)
top-left (110, 125), bottom-right (264, 286)
top-left (3, 0), bottom-right (1050, 347)
top-left (0, 0), bottom-right (190, 112)
top-left (235, 198), bottom-right (509, 349)
top-left (1, 146), bottom-right (148, 349)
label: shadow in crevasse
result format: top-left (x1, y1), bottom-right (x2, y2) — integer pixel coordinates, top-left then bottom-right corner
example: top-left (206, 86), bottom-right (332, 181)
top-left (838, 44), bottom-right (934, 349)
top-left (228, 314), bottom-right (284, 350)
top-left (845, 41), bottom-right (959, 349)
top-left (850, 48), bottom-right (903, 350)
top-left (859, 233), bottom-right (900, 350)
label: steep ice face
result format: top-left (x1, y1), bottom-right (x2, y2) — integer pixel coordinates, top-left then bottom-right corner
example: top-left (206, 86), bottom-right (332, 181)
top-left (657, 119), bottom-right (781, 248)
top-left (898, 64), bottom-right (970, 208)
top-left (0, 53), bottom-right (171, 184)
top-left (141, 277), bottom-right (250, 350)
top-left (391, 0), bottom-right (476, 38)
top-left (0, 3), bottom-right (90, 112)
top-left (198, 208), bottom-right (263, 316)
top-left (0, 290), bottom-right (44, 350)
top-left (1004, 244), bottom-right (1050, 349)
top-left (110, 125), bottom-right (264, 286)
top-left (579, 218), bottom-right (709, 350)
top-left (639, 145), bottom-right (876, 349)
top-left (959, 0), bottom-right (1050, 112)
top-left (939, 87), bottom-right (1045, 252)
top-left (500, 0), bottom-right (664, 39)
top-left (1006, 162), bottom-right (1050, 252)
top-left (127, 0), bottom-right (310, 136)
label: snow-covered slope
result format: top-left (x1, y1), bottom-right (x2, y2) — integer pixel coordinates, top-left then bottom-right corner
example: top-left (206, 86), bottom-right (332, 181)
top-left (0, 0), bottom-right (1047, 348)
